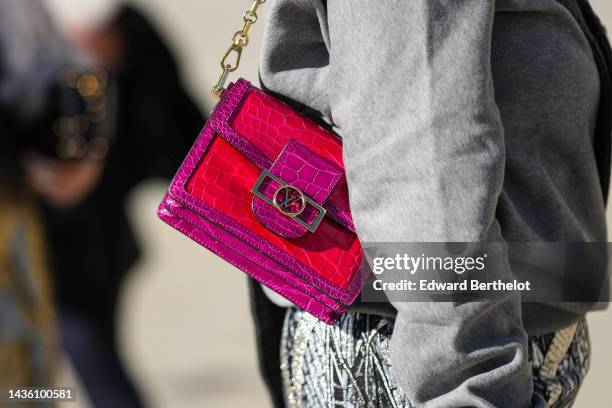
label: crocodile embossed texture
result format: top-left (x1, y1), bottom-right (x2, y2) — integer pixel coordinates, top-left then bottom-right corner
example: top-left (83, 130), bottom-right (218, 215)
top-left (232, 89), bottom-right (343, 169)
top-left (187, 136), bottom-right (360, 289)
top-left (271, 140), bottom-right (341, 204)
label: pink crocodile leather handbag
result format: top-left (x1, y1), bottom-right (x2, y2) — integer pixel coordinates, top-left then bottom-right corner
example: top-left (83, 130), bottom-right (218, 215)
top-left (157, 1), bottom-right (365, 324)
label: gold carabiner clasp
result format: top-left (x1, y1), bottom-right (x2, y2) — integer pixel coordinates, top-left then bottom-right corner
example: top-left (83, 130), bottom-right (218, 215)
top-left (220, 42), bottom-right (243, 72)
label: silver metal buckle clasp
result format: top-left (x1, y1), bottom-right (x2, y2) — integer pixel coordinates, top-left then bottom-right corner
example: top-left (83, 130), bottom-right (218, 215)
top-left (251, 171), bottom-right (327, 233)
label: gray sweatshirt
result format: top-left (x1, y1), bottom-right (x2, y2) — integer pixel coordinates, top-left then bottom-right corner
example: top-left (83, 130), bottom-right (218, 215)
top-left (260, 0), bottom-right (606, 407)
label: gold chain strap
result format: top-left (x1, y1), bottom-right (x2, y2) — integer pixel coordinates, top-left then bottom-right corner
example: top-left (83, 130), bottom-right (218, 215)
top-left (211, 0), bottom-right (266, 99)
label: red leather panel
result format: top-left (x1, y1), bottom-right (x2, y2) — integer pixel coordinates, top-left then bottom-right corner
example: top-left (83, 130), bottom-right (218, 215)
top-left (187, 136), bottom-right (361, 289)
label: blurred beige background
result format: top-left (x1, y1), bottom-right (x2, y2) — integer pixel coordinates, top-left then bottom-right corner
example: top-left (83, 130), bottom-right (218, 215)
top-left (53, 1), bottom-right (612, 407)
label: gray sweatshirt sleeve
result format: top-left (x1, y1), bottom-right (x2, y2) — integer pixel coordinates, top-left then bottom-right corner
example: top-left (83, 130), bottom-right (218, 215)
top-left (328, 2), bottom-right (537, 406)
top-left (262, 1), bottom-right (543, 406)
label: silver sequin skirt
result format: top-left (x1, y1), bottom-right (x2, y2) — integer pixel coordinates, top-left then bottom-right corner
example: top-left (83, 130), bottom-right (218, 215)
top-left (281, 309), bottom-right (590, 408)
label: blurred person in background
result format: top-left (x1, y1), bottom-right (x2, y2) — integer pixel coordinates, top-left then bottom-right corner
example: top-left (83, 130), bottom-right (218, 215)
top-left (2, 0), bottom-right (204, 406)
top-left (0, 0), bottom-right (74, 395)
top-left (0, 189), bottom-right (57, 406)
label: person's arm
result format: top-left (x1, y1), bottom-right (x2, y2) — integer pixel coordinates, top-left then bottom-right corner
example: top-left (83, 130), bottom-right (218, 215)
top-left (327, 1), bottom-right (537, 406)
top-left (325, 2), bottom-right (539, 407)
top-left (261, 0), bottom-right (545, 405)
